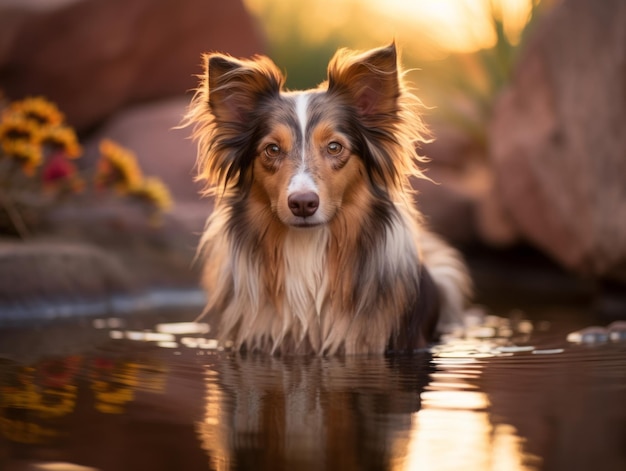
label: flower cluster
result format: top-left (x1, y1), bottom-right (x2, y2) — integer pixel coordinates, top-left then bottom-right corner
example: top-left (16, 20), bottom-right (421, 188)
top-left (0, 96), bottom-right (173, 236)
top-left (0, 97), bottom-right (81, 180)
top-left (96, 139), bottom-right (173, 215)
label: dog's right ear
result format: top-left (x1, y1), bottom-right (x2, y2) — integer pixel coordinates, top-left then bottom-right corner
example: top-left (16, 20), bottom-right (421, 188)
top-left (205, 53), bottom-right (284, 125)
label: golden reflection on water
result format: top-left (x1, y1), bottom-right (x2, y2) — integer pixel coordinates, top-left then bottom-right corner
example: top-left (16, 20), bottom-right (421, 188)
top-left (199, 377), bottom-right (231, 471)
top-left (401, 366), bottom-right (535, 471)
top-left (394, 319), bottom-right (542, 471)
top-left (3, 313), bottom-right (625, 470)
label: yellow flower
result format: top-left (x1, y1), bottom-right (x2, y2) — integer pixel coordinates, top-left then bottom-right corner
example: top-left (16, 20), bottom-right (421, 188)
top-left (39, 125), bottom-right (82, 158)
top-left (1, 140), bottom-right (43, 175)
top-left (0, 114), bottom-right (41, 144)
top-left (96, 139), bottom-right (143, 192)
top-left (129, 177), bottom-right (173, 212)
top-left (8, 96), bottom-right (64, 127)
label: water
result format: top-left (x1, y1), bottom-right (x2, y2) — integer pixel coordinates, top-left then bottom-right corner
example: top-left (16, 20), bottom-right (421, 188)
top-left (0, 308), bottom-right (625, 471)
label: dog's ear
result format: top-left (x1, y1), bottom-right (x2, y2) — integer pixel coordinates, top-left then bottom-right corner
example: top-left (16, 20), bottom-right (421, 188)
top-left (205, 53), bottom-right (284, 124)
top-left (327, 43), bottom-right (399, 119)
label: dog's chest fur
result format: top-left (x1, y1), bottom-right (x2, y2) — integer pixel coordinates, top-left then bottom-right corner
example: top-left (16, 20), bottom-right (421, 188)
top-left (282, 227), bottom-right (329, 321)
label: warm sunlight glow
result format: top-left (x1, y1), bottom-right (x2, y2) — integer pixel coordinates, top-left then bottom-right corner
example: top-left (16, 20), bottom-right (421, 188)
top-left (390, 335), bottom-right (542, 471)
top-left (374, 0), bottom-right (534, 52)
top-left (396, 375), bottom-right (539, 471)
top-left (244, 0), bottom-right (537, 58)
top-left (401, 408), bottom-right (537, 471)
top-left (199, 371), bottom-right (235, 471)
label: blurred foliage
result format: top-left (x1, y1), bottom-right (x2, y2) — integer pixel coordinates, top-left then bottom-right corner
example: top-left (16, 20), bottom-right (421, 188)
top-left (421, 0), bottom-right (544, 150)
top-left (0, 96), bottom-right (173, 237)
top-left (246, 0), bottom-right (548, 152)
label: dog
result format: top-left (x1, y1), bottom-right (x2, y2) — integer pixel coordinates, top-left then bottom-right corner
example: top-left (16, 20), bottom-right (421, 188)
top-left (184, 43), bottom-right (471, 355)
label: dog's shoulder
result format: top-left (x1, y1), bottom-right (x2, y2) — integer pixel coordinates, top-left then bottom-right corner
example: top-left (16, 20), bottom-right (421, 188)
top-left (387, 265), bottom-right (440, 353)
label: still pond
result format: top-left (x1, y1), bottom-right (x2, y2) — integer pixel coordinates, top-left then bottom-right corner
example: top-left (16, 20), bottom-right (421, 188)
top-left (0, 305), bottom-right (625, 471)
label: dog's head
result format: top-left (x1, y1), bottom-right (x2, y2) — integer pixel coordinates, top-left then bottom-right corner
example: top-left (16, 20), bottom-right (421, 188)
top-left (186, 43), bottom-right (427, 228)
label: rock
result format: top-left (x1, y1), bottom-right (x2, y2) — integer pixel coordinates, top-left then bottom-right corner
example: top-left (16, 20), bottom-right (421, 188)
top-left (0, 239), bottom-right (135, 321)
top-left (43, 200), bottom-right (204, 288)
top-left (412, 166), bottom-right (478, 246)
top-left (0, 232), bottom-right (207, 324)
top-left (416, 122), bottom-right (518, 247)
top-left (488, 0), bottom-right (626, 280)
top-left (0, 199), bottom-right (209, 323)
top-left (0, 0), bottom-right (265, 131)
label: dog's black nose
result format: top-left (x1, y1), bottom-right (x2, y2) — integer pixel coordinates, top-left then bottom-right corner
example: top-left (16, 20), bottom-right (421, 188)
top-left (288, 192), bottom-right (319, 218)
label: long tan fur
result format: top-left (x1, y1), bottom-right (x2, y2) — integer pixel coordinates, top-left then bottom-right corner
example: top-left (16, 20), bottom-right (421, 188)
top-left (184, 43), bottom-right (471, 355)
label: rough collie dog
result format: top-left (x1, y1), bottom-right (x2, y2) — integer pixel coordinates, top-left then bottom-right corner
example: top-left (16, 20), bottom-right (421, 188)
top-left (185, 43), bottom-right (471, 355)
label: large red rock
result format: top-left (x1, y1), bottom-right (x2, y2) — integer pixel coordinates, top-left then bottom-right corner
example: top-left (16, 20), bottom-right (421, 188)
top-left (0, 0), bottom-right (265, 131)
top-left (488, 0), bottom-right (626, 280)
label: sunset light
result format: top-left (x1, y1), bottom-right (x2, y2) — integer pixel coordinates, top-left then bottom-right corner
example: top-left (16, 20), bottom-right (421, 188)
top-left (244, 0), bottom-right (538, 59)
top-left (1, 0), bottom-right (623, 469)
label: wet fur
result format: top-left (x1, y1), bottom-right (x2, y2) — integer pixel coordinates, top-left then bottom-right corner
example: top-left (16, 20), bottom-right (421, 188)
top-left (184, 44), bottom-right (471, 355)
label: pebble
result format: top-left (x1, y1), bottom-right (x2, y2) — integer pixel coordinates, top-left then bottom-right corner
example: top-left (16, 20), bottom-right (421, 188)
top-left (495, 345), bottom-right (535, 353)
top-left (608, 321), bottom-right (626, 342)
top-left (532, 348), bottom-right (564, 355)
top-left (566, 325), bottom-right (621, 344)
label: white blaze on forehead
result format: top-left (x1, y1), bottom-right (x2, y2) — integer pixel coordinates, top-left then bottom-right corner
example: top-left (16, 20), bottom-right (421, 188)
top-left (294, 93), bottom-right (310, 164)
top-left (294, 93), bottom-right (310, 139)
top-left (289, 92), bottom-right (316, 195)
top-left (288, 169), bottom-right (317, 194)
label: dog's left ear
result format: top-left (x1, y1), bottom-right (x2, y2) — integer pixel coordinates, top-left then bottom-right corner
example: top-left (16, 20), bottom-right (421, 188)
top-left (327, 43), bottom-right (399, 119)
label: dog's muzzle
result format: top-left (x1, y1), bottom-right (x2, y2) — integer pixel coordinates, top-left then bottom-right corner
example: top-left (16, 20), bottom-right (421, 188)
top-left (287, 191), bottom-right (319, 218)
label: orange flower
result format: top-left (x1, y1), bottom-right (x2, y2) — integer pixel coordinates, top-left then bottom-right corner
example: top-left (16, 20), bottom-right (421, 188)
top-left (8, 96), bottom-right (64, 127)
top-left (128, 177), bottom-right (173, 212)
top-left (39, 125), bottom-right (82, 158)
top-left (0, 114), bottom-right (41, 144)
top-left (96, 139), bottom-right (143, 192)
top-left (1, 140), bottom-right (43, 175)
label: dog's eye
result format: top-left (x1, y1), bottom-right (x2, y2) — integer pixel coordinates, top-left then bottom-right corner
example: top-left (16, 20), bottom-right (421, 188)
top-left (327, 142), bottom-right (343, 156)
top-left (264, 144), bottom-right (281, 158)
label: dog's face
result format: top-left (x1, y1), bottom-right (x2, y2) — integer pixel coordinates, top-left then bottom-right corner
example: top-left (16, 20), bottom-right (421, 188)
top-left (250, 91), bottom-right (368, 228)
top-left (197, 44), bottom-right (408, 228)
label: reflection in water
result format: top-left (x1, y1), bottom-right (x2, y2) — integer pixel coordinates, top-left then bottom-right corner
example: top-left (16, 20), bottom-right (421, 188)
top-left (195, 350), bottom-right (540, 471)
top-left (198, 354), bottom-right (431, 471)
top-left (0, 313), bottom-right (625, 470)
top-left (407, 359), bottom-right (534, 471)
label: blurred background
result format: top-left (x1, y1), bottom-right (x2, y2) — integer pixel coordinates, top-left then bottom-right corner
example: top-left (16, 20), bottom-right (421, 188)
top-left (0, 0), bottom-right (624, 321)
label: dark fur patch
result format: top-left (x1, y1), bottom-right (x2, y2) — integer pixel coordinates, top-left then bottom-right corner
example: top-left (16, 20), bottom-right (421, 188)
top-left (387, 266), bottom-right (440, 353)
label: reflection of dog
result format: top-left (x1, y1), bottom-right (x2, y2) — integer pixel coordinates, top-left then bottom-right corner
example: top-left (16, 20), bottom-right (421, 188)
top-left (198, 354), bottom-right (434, 469)
top-left (185, 43), bottom-right (471, 355)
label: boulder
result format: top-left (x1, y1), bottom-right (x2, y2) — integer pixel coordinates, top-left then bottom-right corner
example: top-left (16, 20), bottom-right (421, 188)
top-left (44, 200), bottom-right (204, 288)
top-left (416, 122), bottom-right (518, 248)
top-left (0, 239), bottom-right (134, 322)
top-left (0, 229), bottom-right (206, 324)
top-left (488, 0), bottom-right (626, 280)
top-left (0, 0), bottom-right (265, 131)
top-left (412, 165), bottom-right (479, 247)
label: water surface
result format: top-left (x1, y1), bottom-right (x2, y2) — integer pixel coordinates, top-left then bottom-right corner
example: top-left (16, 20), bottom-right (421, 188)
top-left (1, 309), bottom-right (625, 471)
